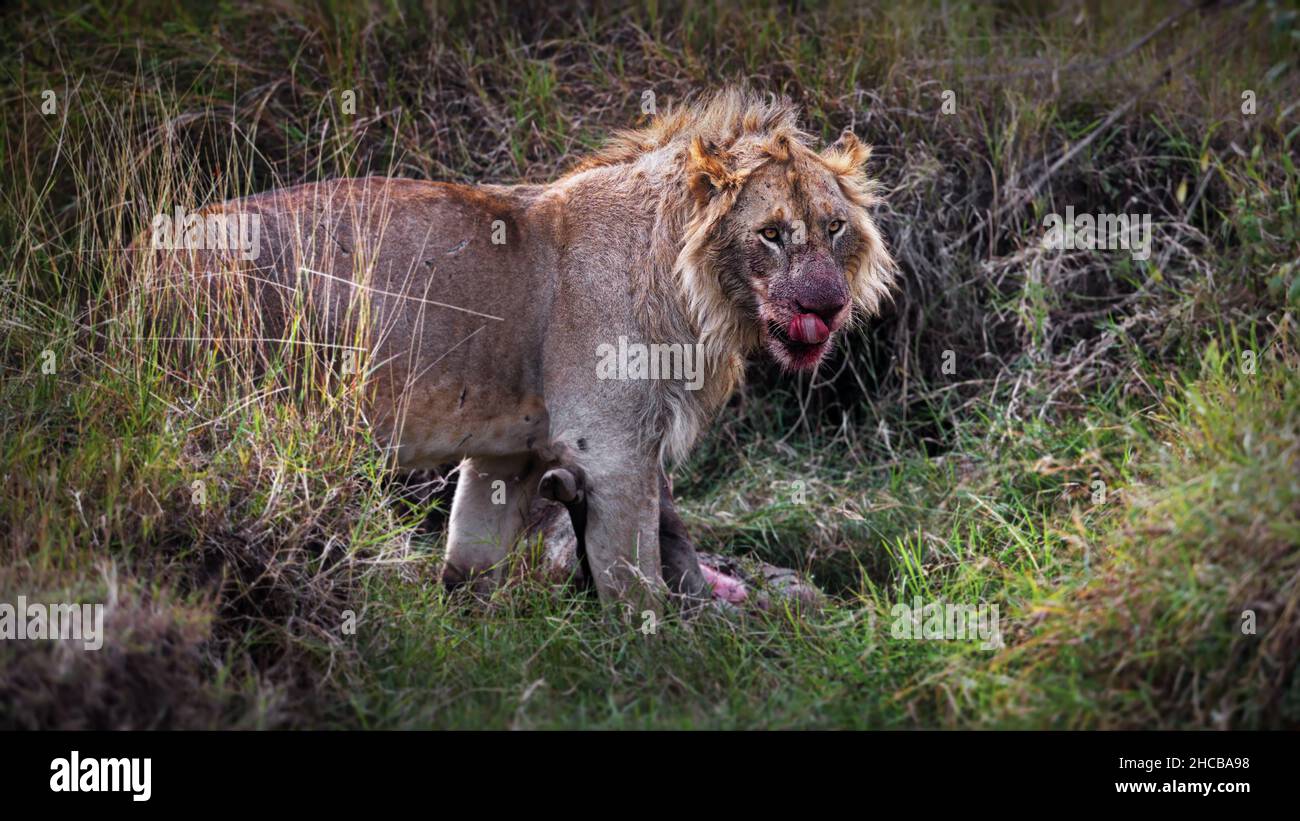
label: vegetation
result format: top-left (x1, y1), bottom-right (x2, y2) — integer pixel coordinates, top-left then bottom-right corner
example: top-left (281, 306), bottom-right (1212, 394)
top-left (1, 0), bottom-right (1297, 728)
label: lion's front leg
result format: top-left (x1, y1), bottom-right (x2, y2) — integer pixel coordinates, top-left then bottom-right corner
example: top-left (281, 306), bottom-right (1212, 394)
top-left (657, 469), bottom-right (709, 602)
top-left (530, 465), bottom-right (737, 606)
top-left (582, 459), bottom-right (665, 615)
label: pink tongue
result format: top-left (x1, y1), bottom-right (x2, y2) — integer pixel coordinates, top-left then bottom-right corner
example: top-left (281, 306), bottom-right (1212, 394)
top-left (788, 313), bottom-right (829, 344)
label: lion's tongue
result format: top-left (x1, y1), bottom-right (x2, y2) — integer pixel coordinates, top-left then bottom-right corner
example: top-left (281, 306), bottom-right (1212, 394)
top-left (788, 313), bottom-right (829, 344)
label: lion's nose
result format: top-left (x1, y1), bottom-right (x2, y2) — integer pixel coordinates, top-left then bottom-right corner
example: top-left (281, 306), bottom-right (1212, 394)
top-left (795, 294), bottom-right (848, 324)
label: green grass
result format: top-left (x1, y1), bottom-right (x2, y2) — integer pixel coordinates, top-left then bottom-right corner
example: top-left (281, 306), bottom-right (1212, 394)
top-left (331, 337), bottom-right (1299, 729)
top-left (1, 0), bottom-right (1298, 729)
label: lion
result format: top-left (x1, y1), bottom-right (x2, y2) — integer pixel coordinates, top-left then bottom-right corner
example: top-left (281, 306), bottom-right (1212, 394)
top-left (145, 89), bottom-right (894, 612)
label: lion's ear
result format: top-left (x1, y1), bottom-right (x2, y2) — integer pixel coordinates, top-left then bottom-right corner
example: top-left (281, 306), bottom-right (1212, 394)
top-left (687, 136), bottom-right (740, 204)
top-left (821, 129), bottom-right (872, 174)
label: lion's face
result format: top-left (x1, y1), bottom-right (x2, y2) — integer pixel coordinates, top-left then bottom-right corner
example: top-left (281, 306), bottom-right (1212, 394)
top-left (714, 156), bottom-right (875, 371)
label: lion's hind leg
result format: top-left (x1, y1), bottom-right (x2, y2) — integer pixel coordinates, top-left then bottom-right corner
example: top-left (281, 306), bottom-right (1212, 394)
top-left (441, 455), bottom-right (543, 594)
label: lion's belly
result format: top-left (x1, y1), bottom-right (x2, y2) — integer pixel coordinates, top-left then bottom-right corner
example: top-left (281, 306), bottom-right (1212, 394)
top-left (373, 379), bottom-right (552, 468)
top-left (365, 280), bottom-right (553, 467)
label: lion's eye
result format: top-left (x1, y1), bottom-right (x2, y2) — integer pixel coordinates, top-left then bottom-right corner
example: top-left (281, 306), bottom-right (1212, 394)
top-left (759, 226), bottom-right (782, 243)
top-left (828, 219), bottom-right (845, 235)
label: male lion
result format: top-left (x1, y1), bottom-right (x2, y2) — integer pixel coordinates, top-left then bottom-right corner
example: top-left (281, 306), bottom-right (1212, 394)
top-left (147, 89), bottom-right (894, 612)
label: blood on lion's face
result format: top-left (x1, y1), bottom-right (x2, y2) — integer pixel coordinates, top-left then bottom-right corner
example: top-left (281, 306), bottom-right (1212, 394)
top-left (714, 151), bottom-right (888, 372)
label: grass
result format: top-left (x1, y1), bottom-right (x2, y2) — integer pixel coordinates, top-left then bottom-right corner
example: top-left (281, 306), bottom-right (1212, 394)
top-left (1, 0), bottom-right (1298, 729)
